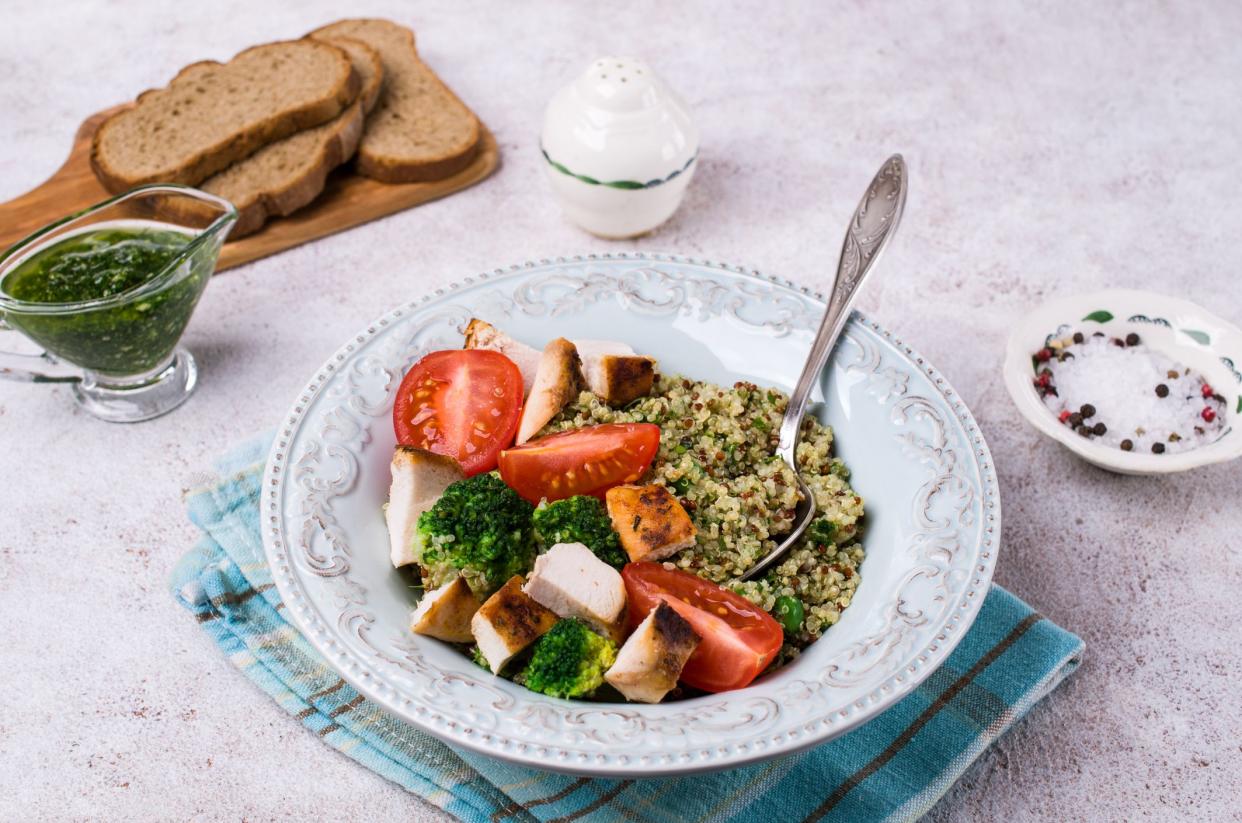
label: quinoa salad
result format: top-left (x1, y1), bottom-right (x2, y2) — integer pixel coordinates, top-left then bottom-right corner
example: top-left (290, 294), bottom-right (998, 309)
top-left (383, 319), bottom-right (866, 703)
top-left (545, 374), bottom-right (866, 658)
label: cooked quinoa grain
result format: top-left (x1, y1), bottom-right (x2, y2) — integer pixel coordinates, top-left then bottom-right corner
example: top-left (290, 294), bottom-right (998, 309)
top-left (544, 373), bottom-right (865, 655)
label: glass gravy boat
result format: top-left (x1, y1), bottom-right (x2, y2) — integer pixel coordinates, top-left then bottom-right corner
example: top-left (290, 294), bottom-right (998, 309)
top-left (0, 184), bottom-right (237, 422)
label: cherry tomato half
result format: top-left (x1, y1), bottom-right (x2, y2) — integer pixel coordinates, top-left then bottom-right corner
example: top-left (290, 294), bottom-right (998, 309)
top-left (497, 423), bottom-right (660, 503)
top-left (392, 349), bottom-right (523, 476)
top-left (622, 562), bottom-right (783, 693)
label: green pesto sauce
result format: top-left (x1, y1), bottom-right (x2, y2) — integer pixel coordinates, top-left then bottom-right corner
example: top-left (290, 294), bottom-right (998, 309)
top-left (1, 224), bottom-right (212, 376)
top-left (5, 227), bottom-right (190, 304)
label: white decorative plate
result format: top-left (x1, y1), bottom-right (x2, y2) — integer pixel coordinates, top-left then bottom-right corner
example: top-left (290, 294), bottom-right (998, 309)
top-left (262, 254), bottom-right (1000, 777)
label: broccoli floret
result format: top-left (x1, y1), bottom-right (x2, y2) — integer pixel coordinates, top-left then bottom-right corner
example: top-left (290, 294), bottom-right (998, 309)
top-left (521, 618), bottom-right (617, 699)
top-left (413, 474), bottom-right (535, 598)
top-left (469, 645), bottom-right (490, 670)
top-left (531, 496), bottom-right (626, 567)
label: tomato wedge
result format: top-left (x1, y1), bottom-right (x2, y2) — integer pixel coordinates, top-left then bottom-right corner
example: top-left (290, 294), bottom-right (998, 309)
top-left (622, 563), bottom-right (783, 693)
top-left (498, 423), bottom-right (660, 503)
top-left (392, 349), bottom-right (523, 476)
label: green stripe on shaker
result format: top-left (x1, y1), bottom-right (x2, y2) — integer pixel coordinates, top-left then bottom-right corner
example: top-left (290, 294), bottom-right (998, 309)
top-left (540, 147), bottom-right (696, 190)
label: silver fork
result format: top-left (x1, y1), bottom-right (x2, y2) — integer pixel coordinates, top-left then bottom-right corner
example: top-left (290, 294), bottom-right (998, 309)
top-left (740, 154), bottom-right (908, 582)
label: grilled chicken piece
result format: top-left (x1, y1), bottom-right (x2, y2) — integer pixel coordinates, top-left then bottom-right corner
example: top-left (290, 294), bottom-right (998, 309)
top-left (470, 576), bottom-right (559, 673)
top-left (605, 602), bottom-right (701, 703)
top-left (591, 354), bottom-right (655, 406)
top-left (575, 339), bottom-right (656, 406)
top-left (463, 320), bottom-right (655, 407)
top-left (522, 542), bottom-right (627, 641)
top-left (386, 446), bottom-right (465, 568)
top-left (605, 484), bottom-right (698, 563)
top-left (409, 577), bottom-right (479, 643)
top-left (463, 318), bottom-right (541, 397)
top-left (515, 338), bottom-right (584, 444)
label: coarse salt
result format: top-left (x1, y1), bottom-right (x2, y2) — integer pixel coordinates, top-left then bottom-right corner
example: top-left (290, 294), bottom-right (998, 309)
top-left (1040, 335), bottom-right (1226, 453)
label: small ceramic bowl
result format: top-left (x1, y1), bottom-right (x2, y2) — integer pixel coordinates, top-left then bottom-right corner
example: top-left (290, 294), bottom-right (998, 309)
top-left (1004, 289), bottom-right (1242, 474)
top-left (541, 57), bottom-right (697, 238)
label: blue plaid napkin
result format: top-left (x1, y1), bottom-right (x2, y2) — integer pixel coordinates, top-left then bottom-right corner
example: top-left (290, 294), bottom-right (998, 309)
top-left (170, 434), bottom-right (1083, 823)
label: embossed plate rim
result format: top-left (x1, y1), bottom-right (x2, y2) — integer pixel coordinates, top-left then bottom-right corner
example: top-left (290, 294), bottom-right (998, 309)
top-left (262, 252), bottom-right (1000, 776)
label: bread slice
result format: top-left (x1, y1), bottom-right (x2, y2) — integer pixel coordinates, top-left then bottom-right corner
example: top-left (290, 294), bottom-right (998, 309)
top-left (186, 38), bottom-right (384, 237)
top-left (91, 39), bottom-right (361, 192)
top-left (329, 37), bottom-right (385, 114)
top-left (308, 19), bottom-right (481, 182)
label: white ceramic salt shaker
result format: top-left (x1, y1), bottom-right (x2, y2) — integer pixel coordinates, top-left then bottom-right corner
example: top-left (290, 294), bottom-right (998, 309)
top-left (541, 57), bottom-right (698, 238)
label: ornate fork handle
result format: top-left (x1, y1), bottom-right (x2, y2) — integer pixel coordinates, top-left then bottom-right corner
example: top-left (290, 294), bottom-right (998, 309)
top-left (777, 155), bottom-right (908, 463)
top-left (745, 155), bottom-right (907, 583)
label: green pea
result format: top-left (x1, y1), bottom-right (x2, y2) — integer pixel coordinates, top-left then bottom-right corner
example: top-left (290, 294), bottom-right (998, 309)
top-left (773, 596), bottom-right (804, 633)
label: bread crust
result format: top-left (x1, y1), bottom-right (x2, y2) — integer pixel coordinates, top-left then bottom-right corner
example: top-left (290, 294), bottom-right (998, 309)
top-left (90, 40), bottom-right (361, 193)
top-left (356, 139), bottom-right (480, 184)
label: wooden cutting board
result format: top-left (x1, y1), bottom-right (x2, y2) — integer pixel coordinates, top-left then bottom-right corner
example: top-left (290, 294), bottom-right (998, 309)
top-left (0, 105), bottom-right (500, 271)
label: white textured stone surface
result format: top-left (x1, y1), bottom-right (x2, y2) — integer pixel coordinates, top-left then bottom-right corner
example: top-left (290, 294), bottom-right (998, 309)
top-left (2, 1), bottom-right (1240, 820)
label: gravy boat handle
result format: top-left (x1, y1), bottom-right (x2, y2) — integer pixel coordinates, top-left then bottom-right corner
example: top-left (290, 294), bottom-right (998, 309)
top-left (0, 316), bottom-right (82, 383)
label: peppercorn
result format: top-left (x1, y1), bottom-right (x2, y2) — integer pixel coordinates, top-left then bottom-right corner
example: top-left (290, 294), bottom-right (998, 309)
top-left (1169, 433), bottom-right (1182, 443)
top-left (1076, 425), bottom-right (1092, 437)
top-left (1125, 332), bottom-right (1140, 346)
top-left (1035, 347), bottom-right (1053, 362)
top-left (1201, 383), bottom-right (1215, 398)
top-left (1112, 337), bottom-right (1126, 348)
top-left (1152, 442), bottom-right (1166, 454)
top-left (1167, 370), bottom-right (1179, 379)
top-left (1080, 404), bottom-right (1096, 418)
top-left (1068, 412), bottom-right (1084, 427)
top-left (1120, 439), bottom-right (1133, 451)
top-left (1155, 384), bottom-right (1169, 398)
top-left (1059, 410), bottom-right (1072, 423)
top-left (1073, 332), bottom-right (1085, 344)
top-left (1202, 407), bottom-right (1217, 423)
top-left (1093, 422), bottom-right (1107, 436)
